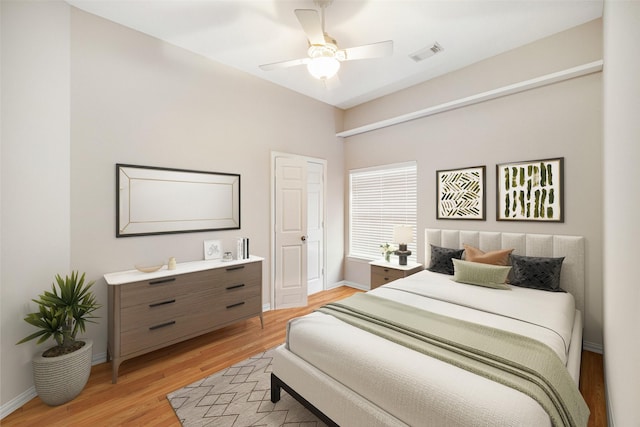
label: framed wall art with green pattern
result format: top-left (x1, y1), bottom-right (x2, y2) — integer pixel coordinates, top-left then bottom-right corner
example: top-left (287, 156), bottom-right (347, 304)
top-left (496, 157), bottom-right (564, 222)
top-left (436, 165), bottom-right (486, 220)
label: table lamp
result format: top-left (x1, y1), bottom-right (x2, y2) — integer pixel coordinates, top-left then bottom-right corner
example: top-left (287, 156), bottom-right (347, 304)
top-left (393, 225), bottom-right (414, 265)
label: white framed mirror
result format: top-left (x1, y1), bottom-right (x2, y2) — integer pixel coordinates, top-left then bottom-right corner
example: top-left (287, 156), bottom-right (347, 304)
top-left (116, 164), bottom-right (240, 237)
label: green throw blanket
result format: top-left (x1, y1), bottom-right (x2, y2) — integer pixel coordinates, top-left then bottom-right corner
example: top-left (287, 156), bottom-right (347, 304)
top-left (317, 293), bottom-right (589, 427)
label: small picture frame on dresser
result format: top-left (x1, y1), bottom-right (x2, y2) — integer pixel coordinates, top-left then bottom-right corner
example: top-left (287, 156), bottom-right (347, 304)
top-left (204, 239), bottom-right (222, 260)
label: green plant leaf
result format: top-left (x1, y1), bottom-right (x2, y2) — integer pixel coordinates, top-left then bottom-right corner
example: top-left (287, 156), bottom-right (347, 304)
top-left (16, 270), bottom-right (101, 349)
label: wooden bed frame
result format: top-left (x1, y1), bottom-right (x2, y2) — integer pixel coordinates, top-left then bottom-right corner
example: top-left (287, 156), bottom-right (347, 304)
top-left (271, 228), bottom-right (585, 426)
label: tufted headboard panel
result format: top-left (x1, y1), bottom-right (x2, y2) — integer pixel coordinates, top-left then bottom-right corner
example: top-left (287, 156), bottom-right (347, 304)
top-left (425, 229), bottom-right (585, 316)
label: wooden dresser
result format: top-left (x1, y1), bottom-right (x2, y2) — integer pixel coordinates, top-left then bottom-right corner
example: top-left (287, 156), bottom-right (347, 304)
top-left (104, 256), bottom-right (263, 383)
top-left (369, 259), bottom-right (423, 289)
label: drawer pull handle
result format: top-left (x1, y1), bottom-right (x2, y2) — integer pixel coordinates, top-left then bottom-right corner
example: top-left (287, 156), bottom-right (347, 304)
top-left (226, 265), bottom-right (245, 271)
top-left (226, 301), bottom-right (245, 309)
top-left (149, 277), bottom-right (176, 285)
top-left (383, 268), bottom-right (389, 272)
top-left (149, 321), bottom-right (176, 330)
top-left (149, 299), bottom-right (176, 308)
top-left (226, 284), bottom-right (245, 290)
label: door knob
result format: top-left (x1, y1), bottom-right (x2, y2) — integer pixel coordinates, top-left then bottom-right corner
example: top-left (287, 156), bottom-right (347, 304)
top-left (301, 235), bottom-right (307, 242)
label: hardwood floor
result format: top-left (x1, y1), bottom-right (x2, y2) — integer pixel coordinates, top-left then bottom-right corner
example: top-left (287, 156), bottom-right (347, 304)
top-left (580, 350), bottom-right (608, 427)
top-left (3, 286), bottom-right (606, 426)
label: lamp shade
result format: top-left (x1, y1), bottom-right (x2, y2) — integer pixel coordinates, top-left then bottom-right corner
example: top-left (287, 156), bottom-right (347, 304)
top-left (393, 225), bottom-right (414, 244)
top-left (307, 57), bottom-right (340, 80)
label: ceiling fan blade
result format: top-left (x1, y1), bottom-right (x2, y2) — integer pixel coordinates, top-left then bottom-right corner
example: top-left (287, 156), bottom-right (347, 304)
top-left (294, 9), bottom-right (325, 45)
top-left (341, 40), bottom-right (394, 61)
top-left (259, 57), bottom-right (310, 71)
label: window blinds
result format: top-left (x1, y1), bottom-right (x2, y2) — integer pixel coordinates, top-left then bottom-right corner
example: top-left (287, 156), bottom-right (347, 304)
top-left (349, 162), bottom-right (417, 261)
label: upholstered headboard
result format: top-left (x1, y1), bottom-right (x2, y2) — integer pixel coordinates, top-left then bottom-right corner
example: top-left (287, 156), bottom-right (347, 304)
top-left (425, 229), bottom-right (585, 316)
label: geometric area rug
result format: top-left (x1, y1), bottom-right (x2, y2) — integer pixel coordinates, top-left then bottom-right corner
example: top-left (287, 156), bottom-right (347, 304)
top-left (167, 348), bottom-right (327, 427)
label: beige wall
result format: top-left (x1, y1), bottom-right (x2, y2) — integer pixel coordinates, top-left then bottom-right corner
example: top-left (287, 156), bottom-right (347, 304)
top-left (2, 3), bottom-right (623, 419)
top-left (1, 3), bottom-right (344, 413)
top-left (1, 1), bottom-right (71, 415)
top-left (603, 1), bottom-right (640, 425)
top-left (69, 7), bottom-right (345, 353)
top-left (344, 19), bottom-right (603, 130)
top-left (342, 20), bottom-right (604, 350)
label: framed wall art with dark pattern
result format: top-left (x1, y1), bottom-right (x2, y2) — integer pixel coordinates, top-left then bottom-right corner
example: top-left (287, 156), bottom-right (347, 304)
top-left (496, 157), bottom-right (564, 222)
top-left (436, 165), bottom-right (486, 220)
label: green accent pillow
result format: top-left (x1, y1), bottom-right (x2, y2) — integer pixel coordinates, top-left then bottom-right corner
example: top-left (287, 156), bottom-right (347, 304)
top-left (452, 259), bottom-right (512, 290)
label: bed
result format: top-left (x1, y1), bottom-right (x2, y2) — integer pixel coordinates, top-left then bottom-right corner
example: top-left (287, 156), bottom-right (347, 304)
top-left (270, 229), bottom-right (588, 426)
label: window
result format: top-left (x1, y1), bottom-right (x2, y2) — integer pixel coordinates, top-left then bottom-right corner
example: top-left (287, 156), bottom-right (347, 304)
top-left (349, 162), bottom-right (417, 261)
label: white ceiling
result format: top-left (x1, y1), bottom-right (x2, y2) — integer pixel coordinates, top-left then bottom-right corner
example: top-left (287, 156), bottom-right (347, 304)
top-left (66, 0), bottom-right (603, 109)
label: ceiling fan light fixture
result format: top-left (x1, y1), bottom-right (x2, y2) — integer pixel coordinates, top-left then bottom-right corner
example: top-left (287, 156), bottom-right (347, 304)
top-left (259, 1), bottom-right (393, 83)
top-left (307, 56), bottom-right (340, 79)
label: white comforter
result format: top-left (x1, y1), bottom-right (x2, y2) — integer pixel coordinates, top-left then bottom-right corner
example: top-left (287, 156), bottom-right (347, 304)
top-left (284, 270), bottom-right (578, 427)
top-left (374, 270), bottom-right (576, 363)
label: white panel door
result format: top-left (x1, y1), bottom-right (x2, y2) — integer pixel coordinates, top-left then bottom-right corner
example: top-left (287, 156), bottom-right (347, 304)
top-left (274, 156), bottom-right (308, 309)
top-left (306, 162), bottom-right (324, 295)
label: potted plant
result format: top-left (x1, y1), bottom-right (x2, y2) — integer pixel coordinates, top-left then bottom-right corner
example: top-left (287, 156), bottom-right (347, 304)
top-left (17, 271), bottom-right (101, 406)
top-left (379, 242), bottom-right (398, 262)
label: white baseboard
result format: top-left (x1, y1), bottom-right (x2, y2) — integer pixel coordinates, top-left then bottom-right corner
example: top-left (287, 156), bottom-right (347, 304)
top-left (261, 281), bottom-right (359, 313)
top-left (325, 280), bottom-right (345, 290)
top-left (93, 351), bottom-right (108, 365)
top-left (339, 280), bottom-right (368, 291)
top-left (1, 354), bottom-right (109, 420)
top-left (583, 341), bottom-right (604, 354)
top-left (0, 386), bottom-right (37, 420)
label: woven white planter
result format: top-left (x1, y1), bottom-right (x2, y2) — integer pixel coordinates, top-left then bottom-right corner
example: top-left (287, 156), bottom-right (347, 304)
top-left (32, 339), bottom-right (93, 406)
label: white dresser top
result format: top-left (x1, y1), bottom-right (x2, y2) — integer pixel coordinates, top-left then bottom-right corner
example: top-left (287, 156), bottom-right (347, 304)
top-left (104, 255), bottom-right (264, 285)
top-left (369, 259), bottom-right (423, 270)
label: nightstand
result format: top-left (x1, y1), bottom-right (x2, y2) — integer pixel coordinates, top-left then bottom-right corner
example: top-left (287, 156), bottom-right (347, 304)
top-left (369, 260), bottom-right (423, 289)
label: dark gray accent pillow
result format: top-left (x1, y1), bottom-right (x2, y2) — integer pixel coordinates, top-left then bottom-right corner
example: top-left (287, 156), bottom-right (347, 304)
top-left (509, 254), bottom-right (566, 292)
top-left (427, 244), bottom-right (464, 275)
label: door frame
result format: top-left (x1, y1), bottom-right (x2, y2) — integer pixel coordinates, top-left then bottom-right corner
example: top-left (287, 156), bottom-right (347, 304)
top-left (270, 151), bottom-right (327, 310)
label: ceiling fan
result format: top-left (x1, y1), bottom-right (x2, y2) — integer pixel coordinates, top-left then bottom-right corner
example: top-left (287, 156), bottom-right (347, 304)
top-left (259, 0), bottom-right (393, 80)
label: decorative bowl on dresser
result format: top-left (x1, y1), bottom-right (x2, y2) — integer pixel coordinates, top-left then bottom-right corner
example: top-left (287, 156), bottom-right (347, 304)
top-left (104, 256), bottom-right (263, 383)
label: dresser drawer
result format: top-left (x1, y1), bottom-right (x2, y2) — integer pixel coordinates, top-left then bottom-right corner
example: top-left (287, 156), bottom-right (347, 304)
top-left (207, 261), bottom-right (261, 291)
top-left (120, 294), bottom-right (262, 356)
top-left (370, 263), bottom-right (423, 289)
top-left (216, 294), bottom-right (262, 324)
top-left (121, 310), bottom-right (209, 356)
top-left (119, 262), bottom-right (260, 308)
top-left (119, 271), bottom-right (261, 353)
top-left (120, 286), bottom-right (217, 332)
top-left (371, 265), bottom-right (405, 281)
top-left (120, 273), bottom-right (205, 308)
top-left (106, 258), bottom-right (264, 382)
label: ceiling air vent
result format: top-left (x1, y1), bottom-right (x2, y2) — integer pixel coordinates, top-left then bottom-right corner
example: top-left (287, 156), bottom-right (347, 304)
top-left (409, 42), bottom-right (444, 62)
